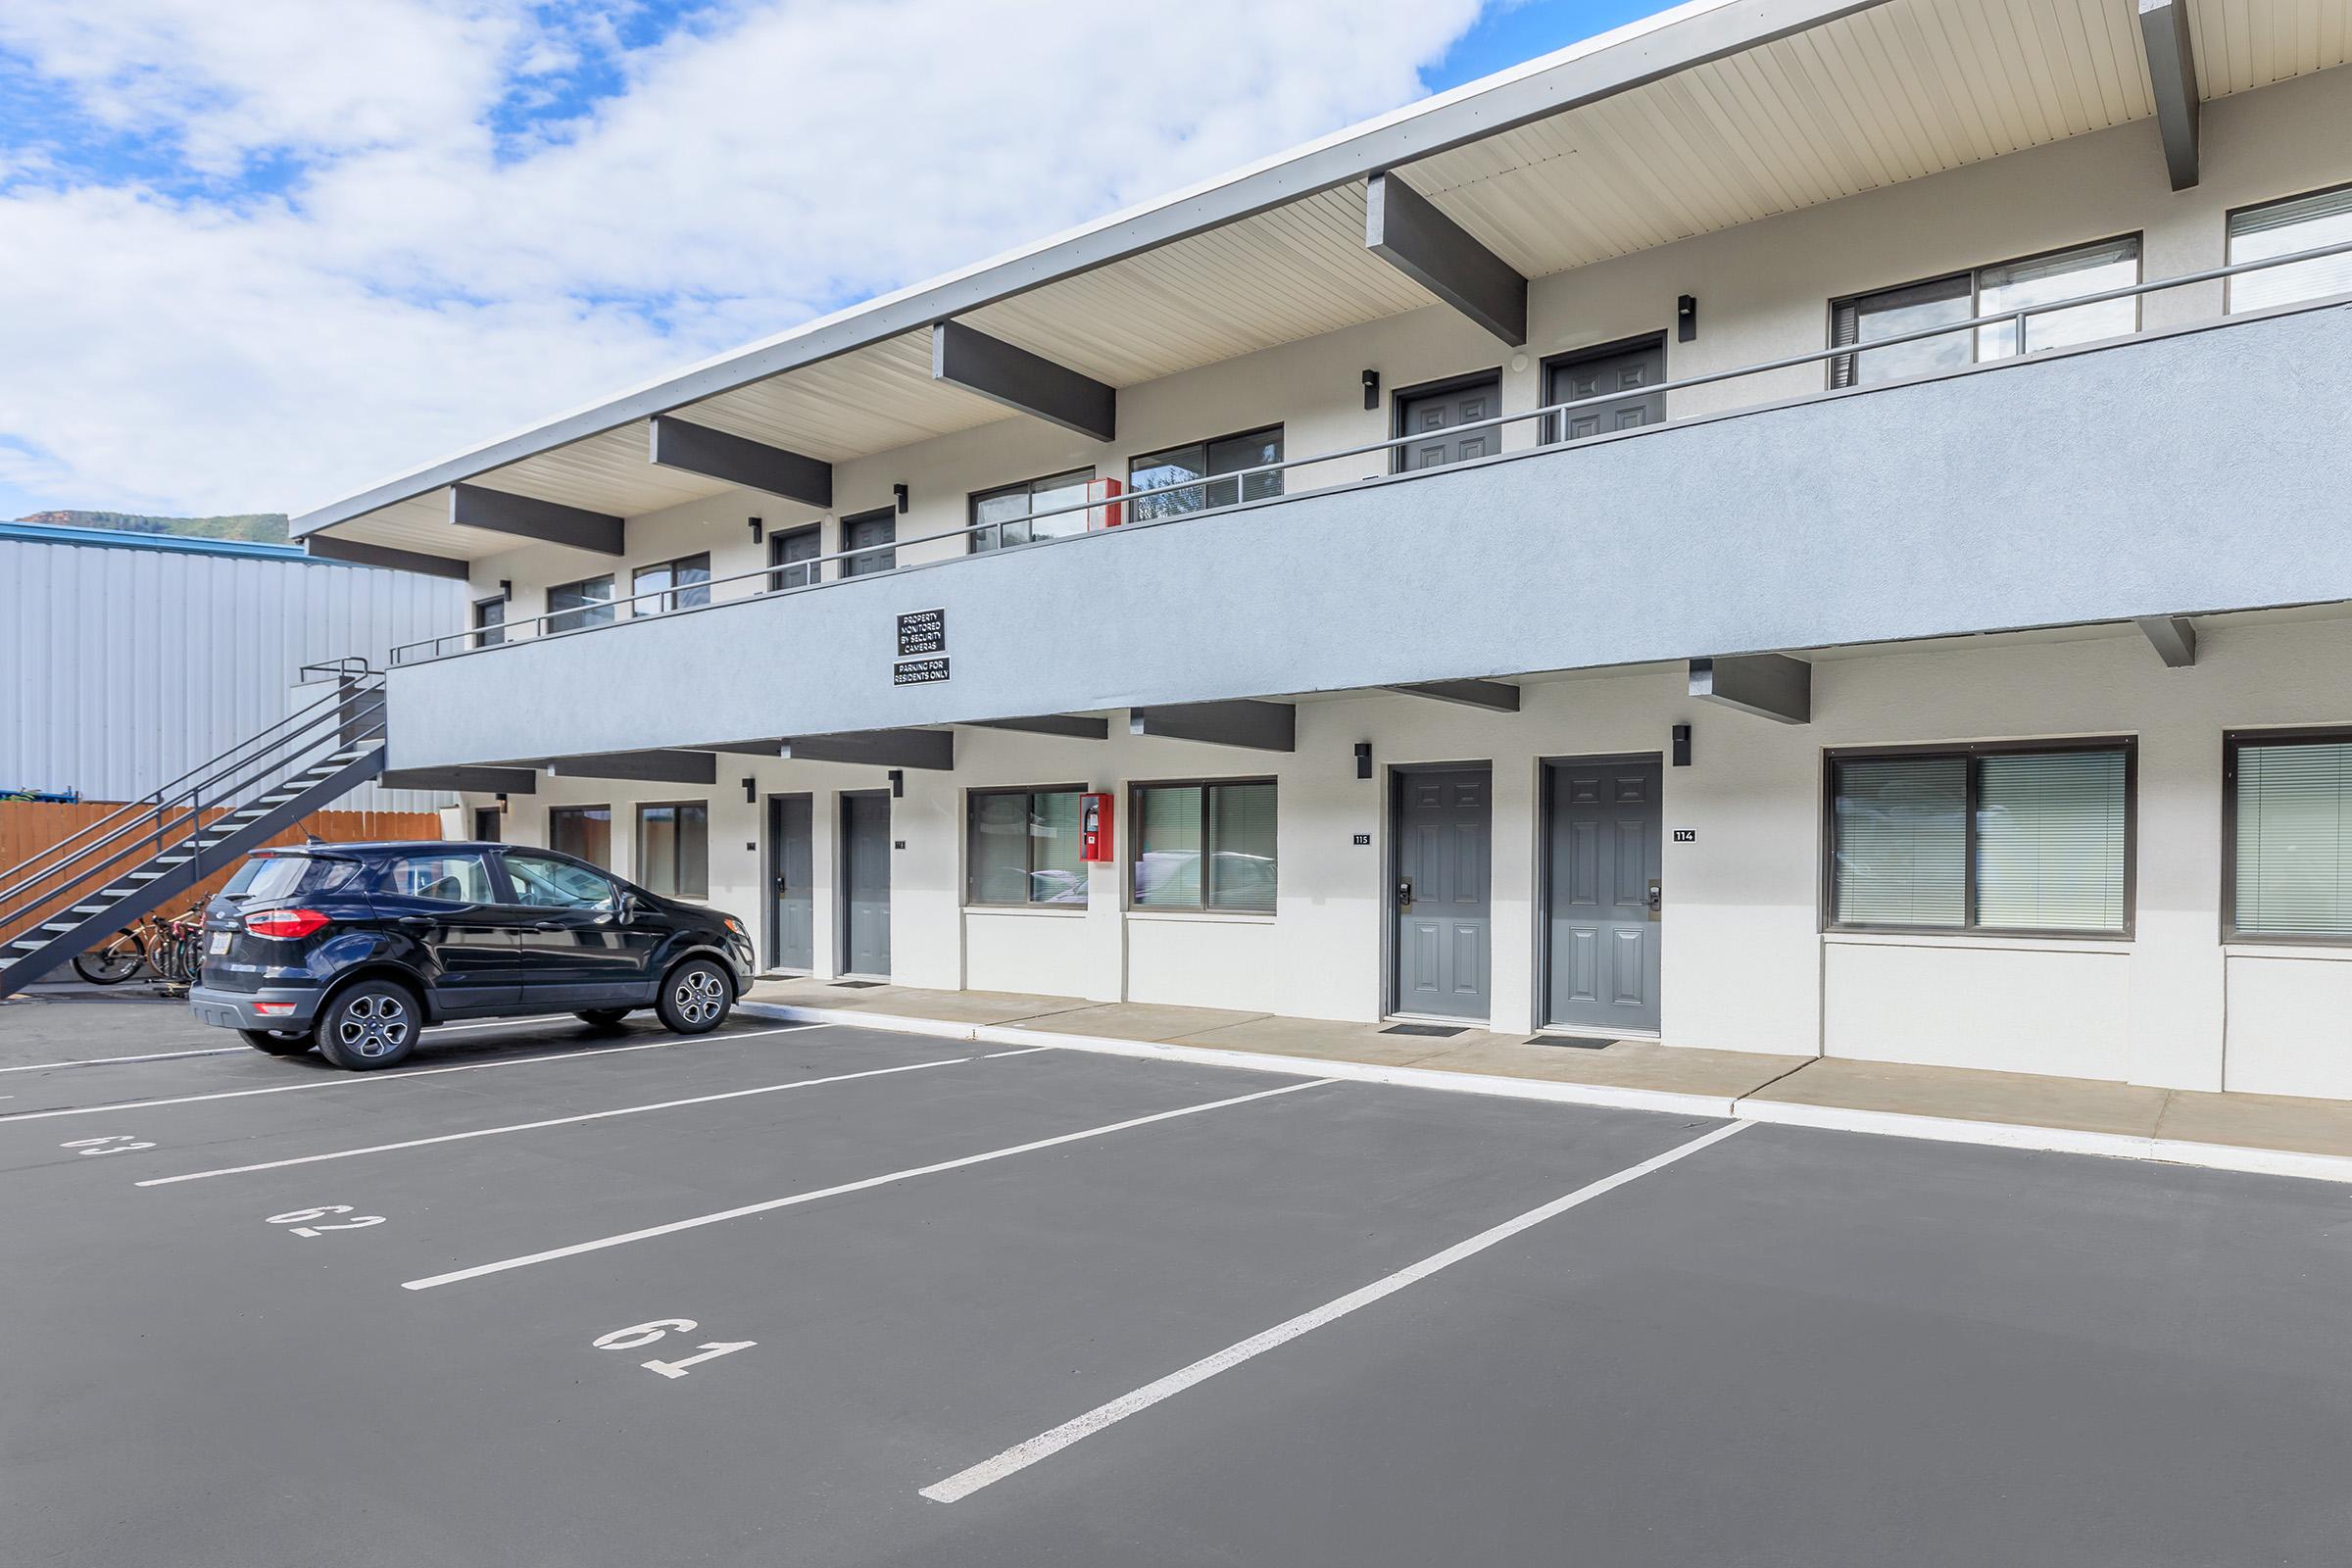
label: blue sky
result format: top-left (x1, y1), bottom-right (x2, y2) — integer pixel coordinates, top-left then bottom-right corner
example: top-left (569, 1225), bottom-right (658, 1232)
top-left (0, 0), bottom-right (1662, 520)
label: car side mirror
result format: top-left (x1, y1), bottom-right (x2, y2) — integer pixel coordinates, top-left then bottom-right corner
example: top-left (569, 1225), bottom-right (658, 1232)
top-left (616, 893), bottom-right (641, 924)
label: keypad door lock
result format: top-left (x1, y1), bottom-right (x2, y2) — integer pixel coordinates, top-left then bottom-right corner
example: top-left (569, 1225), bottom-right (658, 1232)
top-left (1646, 878), bottom-right (1662, 921)
top-left (1396, 877), bottom-right (1414, 910)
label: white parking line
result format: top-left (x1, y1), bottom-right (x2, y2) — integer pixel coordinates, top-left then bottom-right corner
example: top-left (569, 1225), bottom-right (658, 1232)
top-left (403, 1076), bottom-right (1336, 1292)
top-left (918, 1120), bottom-right (1748, 1503)
top-left (0, 1046), bottom-right (247, 1074)
top-left (136, 1054), bottom-right (972, 1186)
top-left (0, 1025), bottom-right (811, 1122)
top-left (982, 1047), bottom-right (1055, 1059)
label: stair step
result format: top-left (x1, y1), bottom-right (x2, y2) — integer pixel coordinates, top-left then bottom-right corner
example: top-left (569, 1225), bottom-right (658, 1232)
top-left (9, 938), bottom-right (45, 951)
top-left (72, 904), bottom-right (108, 914)
top-left (131, 871), bottom-right (167, 880)
top-left (41, 920), bottom-right (77, 932)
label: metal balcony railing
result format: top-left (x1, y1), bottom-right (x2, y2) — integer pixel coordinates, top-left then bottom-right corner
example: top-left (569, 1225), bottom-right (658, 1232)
top-left (389, 237), bottom-right (2352, 667)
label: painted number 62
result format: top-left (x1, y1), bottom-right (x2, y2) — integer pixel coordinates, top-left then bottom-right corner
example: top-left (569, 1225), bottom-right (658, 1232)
top-left (267, 1205), bottom-right (385, 1238)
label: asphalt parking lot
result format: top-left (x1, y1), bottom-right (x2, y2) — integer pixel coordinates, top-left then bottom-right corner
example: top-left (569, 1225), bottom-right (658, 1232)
top-left (6, 997), bottom-right (2352, 1567)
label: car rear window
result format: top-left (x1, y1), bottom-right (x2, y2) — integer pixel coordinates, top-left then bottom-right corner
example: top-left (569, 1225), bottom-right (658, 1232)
top-left (223, 855), bottom-right (358, 901)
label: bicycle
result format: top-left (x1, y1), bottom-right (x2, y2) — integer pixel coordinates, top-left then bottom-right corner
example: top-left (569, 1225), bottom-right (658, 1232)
top-left (72, 903), bottom-right (210, 989)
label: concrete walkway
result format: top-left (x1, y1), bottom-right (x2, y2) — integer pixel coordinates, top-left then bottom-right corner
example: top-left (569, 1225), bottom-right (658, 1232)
top-left (743, 978), bottom-right (2352, 1183)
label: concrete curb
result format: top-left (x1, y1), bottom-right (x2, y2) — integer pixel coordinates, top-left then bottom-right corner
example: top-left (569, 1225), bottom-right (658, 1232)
top-left (739, 1003), bottom-right (2352, 1186)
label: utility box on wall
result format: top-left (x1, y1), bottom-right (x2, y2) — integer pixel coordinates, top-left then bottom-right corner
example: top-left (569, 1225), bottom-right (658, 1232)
top-left (1081, 792), bottom-right (1115, 861)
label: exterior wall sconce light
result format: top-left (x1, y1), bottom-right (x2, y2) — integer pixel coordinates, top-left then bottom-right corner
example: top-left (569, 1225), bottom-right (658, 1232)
top-left (1355, 742), bottom-right (1373, 780)
top-left (893, 484), bottom-right (909, 514)
top-left (1361, 369), bottom-right (1380, 411)
top-left (493, 792), bottom-right (510, 813)
top-left (748, 515), bottom-right (763, 545)
top-left (742, 776), bottom-right (758, 805)
top-left (888, 768), bottom-right (906, 799)
top-left (1677, 294), bottom-right (1697, 343)
top-left (1672, 723), bottom-right (1692, 767)
top-left (497, 579), bottom-right (513, 601)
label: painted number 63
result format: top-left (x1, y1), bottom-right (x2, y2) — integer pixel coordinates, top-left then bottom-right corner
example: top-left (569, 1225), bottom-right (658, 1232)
top-left (267, 1205), bottom-right (385, 1238)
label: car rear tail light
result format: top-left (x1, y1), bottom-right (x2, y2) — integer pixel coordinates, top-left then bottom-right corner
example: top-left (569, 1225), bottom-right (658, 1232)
top-left (246, 907), bottom-right (330, 940)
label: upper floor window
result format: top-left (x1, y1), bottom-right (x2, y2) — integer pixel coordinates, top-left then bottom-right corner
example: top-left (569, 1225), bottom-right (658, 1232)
top-left (471, 596), bottom-right (506, 649)
top-left (967, 787), bottom-right (1088, 906)
top-left (2228, 183), bottom-right (2352, 315)
top-left (1128, 428), bottom-right (1283, 523)
top-left (971, 469), bottom-right (1092, 553)
top-left (1132, 778), bottom-right (1277, 913)
top-left (632, 553), bottom-right (710, 615)
top-left (1827, 741), bottom-right (2132, 936)
top-left (1830, 236), bottom-right (2140, 388)
top-left (2226, 730), bottom-right (2352, 942)
top-left (547, 574), bottom-right (615, 634)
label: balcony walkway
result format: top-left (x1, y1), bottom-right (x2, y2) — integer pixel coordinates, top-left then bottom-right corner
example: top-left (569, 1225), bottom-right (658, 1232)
top-left (742, 977), bottom-right (2352, 1184)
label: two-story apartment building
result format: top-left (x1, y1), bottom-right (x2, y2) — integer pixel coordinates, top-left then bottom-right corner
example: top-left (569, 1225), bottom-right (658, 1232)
top-left (293, 0), bottom-right (2352, 1100)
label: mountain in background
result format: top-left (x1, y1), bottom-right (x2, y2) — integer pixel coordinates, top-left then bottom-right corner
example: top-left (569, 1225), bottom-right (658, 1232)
top-left (15, 510), bottom-right (290, 544)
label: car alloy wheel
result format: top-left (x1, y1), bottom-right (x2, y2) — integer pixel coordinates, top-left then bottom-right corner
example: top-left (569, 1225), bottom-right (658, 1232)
top-left (672, 966), bottom-right (727, 1029)
top-left (335, 990), bottom-right (413, 1059)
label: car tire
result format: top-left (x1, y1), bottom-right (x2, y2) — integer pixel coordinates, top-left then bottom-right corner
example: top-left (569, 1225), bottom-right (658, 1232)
top-left (237, 1028), bottom-right (315, 1055)
top-left (574, 1007), bottom-right (632, 1028)
top-left (656, 958), bottom-right (732, 1035)
top-left (315, 980), bottom-right (421, 1071)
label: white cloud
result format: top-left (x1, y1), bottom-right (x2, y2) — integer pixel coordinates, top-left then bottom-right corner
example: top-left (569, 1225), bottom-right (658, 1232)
top-left (0, 0), bottom-right (1485, 516)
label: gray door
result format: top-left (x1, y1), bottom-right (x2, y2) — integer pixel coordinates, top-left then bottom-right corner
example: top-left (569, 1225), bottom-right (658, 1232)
top-left (842, 509), bottom-right (896, 577)
top-left (1546, 338), bottom-right (1664, 442)
top-left (769, 525), bottom-right (819, 590)
top-left (1544, 758), bottom-right (1662, 1034)
top-left (767, 794), bottom-right (813, 971)
top-left (1396, 375), bottom-right (1502, 470)
top-left (1393, 767), bottom-right (1492, 1020)
top-left (840, 792), bottom-right (892, 976)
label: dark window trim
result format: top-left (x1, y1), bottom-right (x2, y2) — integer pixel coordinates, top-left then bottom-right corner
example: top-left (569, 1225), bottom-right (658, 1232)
top-left (965, 467), bottom-right (1096, 554)
top-left (1826, 231), bottom-right (2145, 388)
top-left (1819, 736), bottom-right (2137, 940)
top-left (2222, 179), bottom-right (2352, 314)
top-left (547, 803), bottom-right (613, 870)
top-left (2221, 725), bottom-right (2352, 945)
top-left (1126, 423), bottom-right (1286, 514)
top-left (634, 799), bottom-right (710, 901)
top-left (630, 551), bottom-right (712, 616)
top-left (963, 782), bottom-right (1091, 908)
top-left (1539, 331), bottom-right (1667, 444)
top-left (1127, 775), bottom-right (1279, 914)
top-left (1388, 367), bottom-right (1504, 474)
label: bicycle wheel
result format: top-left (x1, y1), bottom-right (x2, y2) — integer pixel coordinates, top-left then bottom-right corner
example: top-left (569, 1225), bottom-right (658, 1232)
top-left (73, 931), bottom-right (146, 986)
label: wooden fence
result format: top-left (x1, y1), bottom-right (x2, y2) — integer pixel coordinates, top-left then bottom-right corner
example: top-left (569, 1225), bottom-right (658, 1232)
top-left (0, 803), bottom-right (443, 948)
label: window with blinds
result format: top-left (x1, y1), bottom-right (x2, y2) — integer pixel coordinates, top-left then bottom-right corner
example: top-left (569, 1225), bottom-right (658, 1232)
top-left (1132, 779), bottom-right (1277, 912)
top-left (2230, 735), bottom-right (2352, 939)
top-left (2229, 184), bottom-right (2352, 315)
top-left (1829, 743), bottom-right (2132, 934)
top-left (1830, 235), bottom-right (2140, 388)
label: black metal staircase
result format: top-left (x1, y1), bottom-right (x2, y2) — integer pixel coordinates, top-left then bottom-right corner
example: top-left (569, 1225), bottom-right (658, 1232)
top-left (0, 662), bottom-right (389, 995)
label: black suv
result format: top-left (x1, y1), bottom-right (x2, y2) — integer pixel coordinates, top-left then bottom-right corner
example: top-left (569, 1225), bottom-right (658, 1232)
top-left (187, 842), bottom-right (756, 1070)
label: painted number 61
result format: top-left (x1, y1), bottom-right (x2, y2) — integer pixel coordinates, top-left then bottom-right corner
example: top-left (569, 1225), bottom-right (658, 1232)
top-left (267, 1205), bottom-right (385, 1238)
top-left (593, 1318), bottom-right (757, 1379)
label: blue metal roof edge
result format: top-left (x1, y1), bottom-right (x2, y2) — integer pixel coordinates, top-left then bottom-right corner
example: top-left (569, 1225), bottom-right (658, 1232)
top-left (0, 521), bottom-right (346, 564)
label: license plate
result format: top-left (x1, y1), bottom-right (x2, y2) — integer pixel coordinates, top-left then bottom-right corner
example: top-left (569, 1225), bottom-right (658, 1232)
top-left (209, 932), bottom-right (230, 955)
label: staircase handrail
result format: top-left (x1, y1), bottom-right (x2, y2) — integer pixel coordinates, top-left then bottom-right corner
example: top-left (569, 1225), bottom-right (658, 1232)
top-left (0, 688), bottom-right (384, 914)
top-left (0, 669), bottom-right (380, 891)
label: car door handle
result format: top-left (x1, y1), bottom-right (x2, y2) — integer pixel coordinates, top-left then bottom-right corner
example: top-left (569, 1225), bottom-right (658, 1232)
top-left (530, 919), bottom-right (569, 931)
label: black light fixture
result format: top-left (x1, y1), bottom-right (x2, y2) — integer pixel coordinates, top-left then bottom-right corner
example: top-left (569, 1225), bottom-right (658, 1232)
top-left (493, 791), bottom-right (510, 813)
top-left (497, 579), bottom-right (513, 601)
top-left (1361, 369), bottom-right (1380, 411)
top-left (892, 483), bottom-right (909, 514)
top-left (1672, 723), bottom-right (1692, 767)
top-left (1677, 294), bottom-right (1697, 343)
top-left (1355, 741), bottom-right (1373, 780)
top-left (748, 515), bottom-right (763, 545)
top-left (887, 768), bottom-right (906, 799)
top-left (741, 775), bottom-right (757, 805)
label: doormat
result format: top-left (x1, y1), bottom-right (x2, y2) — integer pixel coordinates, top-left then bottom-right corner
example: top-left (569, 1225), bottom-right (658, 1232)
top-left (831, 980), bottom-right (887, 989)
top-left (1531, 1034), bottom-right (1616, 1050)
top-left (1380, 1023), bottom-right (1467, 1038)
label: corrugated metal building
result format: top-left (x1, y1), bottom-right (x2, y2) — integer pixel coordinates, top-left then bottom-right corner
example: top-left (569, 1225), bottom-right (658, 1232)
top-left (0, 522), bottom-right (464, 811)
